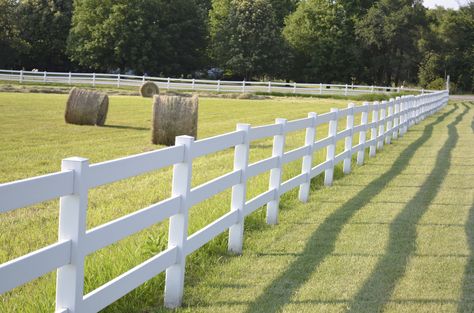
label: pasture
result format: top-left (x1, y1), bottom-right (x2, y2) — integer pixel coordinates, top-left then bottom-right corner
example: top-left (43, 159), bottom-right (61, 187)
top-left (0, 92), bottom-right (354, 312)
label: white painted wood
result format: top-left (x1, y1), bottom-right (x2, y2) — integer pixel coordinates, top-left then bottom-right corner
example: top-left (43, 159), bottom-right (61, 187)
top-left (56, 157), bottom-right (89, 313)
top-left (393, 97), bottom-right (400, 140)
top-left (228, 124), bottom-right (250, 254)
top-left (88, 145), bottom-right (184, 188)
top-left (343, 103), bottom-right (355, 174)
top-left (248, 124), bottom-right (281, 141)
top-left (377, 101), bottom-right (387, 150)
top-left (369, 102), bottom-right (379, 157)
top-left (299, 112), bottom-right (317, 202)
top-left (280, 173), bottom-right (307, 195)
top-left (192, 131), bottom-right (245, 158)
top-left (187, 211), bottom-right (239, 255)
top-left (266, 119), bottom-right (287, 225)
top-left (83, 246), bottom-right (178, 313)
top-left (189, 170), bottom-right (242, 206)
top-left (357, 102), bottom-right (369, 165)
top-left (244, 189), bottom-right (277, 217)
top-left (336, 128), bottom-right (352, 141)
top-left (285, 116), bottom-right (313, 133)
top-left (316, 111), bottom-right (337, 125)
top-left (282, 145), bottom-right (312, 165)
top-left (0, 171), bottom-right (74, 213)
top-left (84, 196), bottom-right (181, 255)
top-left (324, 109), bottom-right (338, 186)
top-left (246, 156), bottom-right (279, 178)
top-left (385, 99), bottom-right (394, 144)
top-left (0, 241), bottom-right (71, 294)
top-left (313, 136), bottom-right (333, 152)
top-left (310, 160), bottom-right (332, 178)
top-left (164, 136), bottom-right (193, 308)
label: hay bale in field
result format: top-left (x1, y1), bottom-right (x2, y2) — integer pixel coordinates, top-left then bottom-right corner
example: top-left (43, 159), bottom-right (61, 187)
top-left (152, 95), bottom-right (198, 146)
top-left (140, 82), bottom-right (159, 98)
top-left (65, 88), bottom-right (109, 126)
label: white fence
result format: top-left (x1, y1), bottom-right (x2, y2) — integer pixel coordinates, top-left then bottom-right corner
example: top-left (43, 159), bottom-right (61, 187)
top-left (0, 69), bottom-right (433, 96)
top-left (0, 90), bottom-right (449, 312)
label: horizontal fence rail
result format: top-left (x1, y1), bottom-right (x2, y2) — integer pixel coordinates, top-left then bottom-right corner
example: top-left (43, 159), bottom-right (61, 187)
top-left (0, 90), bottom-right (449, 312)
top-left (0, 69), bottom-right (439, 96)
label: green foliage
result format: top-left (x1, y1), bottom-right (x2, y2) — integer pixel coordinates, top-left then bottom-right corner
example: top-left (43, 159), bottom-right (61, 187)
top-left (283, 0), bottom-right (356, 83)
top-left (67, 0), bottom-right (207, 75)
top-left (209, 0), bottom-right (285, 79)
top-left (0, 0), bottom-right (28, 69)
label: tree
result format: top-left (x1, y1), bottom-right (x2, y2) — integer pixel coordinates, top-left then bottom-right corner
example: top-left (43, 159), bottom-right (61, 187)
top-left (355, 0), bottom-right (427, 85)
top-left (283, 0), bottom-right (357, 83)
top-left (210, 0), bottom-right (285, 79)
top-left (0, 0), bottom-right (27, 69)
top-left (68, 0), bottom-right (207, 75)
top-left (16, 0), bottom-right (73, 70)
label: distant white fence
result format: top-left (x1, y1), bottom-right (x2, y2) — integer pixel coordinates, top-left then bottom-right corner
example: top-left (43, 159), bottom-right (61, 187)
top-left (0, 90), bottom-right (449, 312)
top-left (0, 69), bottom-right (433, 96)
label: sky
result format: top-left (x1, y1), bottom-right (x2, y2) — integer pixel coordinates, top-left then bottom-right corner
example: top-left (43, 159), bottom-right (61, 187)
top-left (424, 0), bottom-right (470, 9)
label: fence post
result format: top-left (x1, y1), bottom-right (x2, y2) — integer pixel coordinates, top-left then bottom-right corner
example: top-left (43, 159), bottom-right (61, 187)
top-left (242, 80), bottom-right (246, 93)
top-left (92, 73), bottom-right (96, 87)
top-left (55, 157), bottom-right (89, 313)
top-left (400, 97), bottom-right (407, 136)
top-left (393, 97), bottom-right (400, 140)
top-left (142, 75), bottom-right (146, 83)
top-left (43, 71), bottom-right (47, 83)
top-left (293, 82), bottom-right (297, 94)
top-left (19, 70), bottom-right (23, 83)
top-left (377, 101), bottom-right (386, 150)
top-left (228, 124), bottom-right (251, 254)
top-left (117, 74), bottom-right (121, 88)
top-left (371, 85), bottom-right (374, 93)
top-left (324, 108), bottom-right (338, 186)
top-left (343, 103), bottom-right (355, 174)
top-left (217, 80), bottom-right (221, 92)
top-left (344, 84), bottom-right (348, 96)
top-left (266, 118), bottom-right (287, 225)
top-left (357, 102), bottom-right (369, 165)
top-left (320, 83), bottom-right (323, 94)
top-left (369, 102), bottom-right (379, 157)
top-left (299, 112), bottom-right (317, 202)
top-left (385, 99), bottom-right (394, 145)
top-left (268, 81), bottom-right (272, 93)
top-left (167, 77), bottom-right (170, 90)
top-left (192, 79), bottom-right (195, 90)
top-left (164, 136), bottom-right (194, 308)
top-left (68, 72), bottom-right (72, 85)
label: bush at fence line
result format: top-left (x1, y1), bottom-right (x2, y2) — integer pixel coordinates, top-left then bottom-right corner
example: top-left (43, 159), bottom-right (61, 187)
top-left (152, 94), bottom-right (198, 146)
top-left (64, 88), bottom-right (109, 126)
top-left (140, 82), bottom-right (159, 97)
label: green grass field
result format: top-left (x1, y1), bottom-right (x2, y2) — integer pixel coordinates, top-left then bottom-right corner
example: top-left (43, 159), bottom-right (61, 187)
top-left (0, 92), bottom-right (357, 312)
top-left (1, 93), bottom-right (472, 313)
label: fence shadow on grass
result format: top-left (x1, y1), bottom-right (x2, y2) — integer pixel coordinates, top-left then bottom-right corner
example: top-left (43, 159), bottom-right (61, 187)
top-left (103, 124), bottom-right (149, 131)
top-left (347, 103), bottom-right (469, 313)
top-left (243, 105), bottom-right (458, 313)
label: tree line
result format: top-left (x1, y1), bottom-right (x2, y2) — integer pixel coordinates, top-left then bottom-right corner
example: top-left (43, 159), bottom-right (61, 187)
top-left (0, 0), bottom-right (473, 92)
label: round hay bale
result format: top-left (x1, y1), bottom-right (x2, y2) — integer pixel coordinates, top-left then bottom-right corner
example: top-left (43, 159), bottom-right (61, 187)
top-left (65, 87), bottom-right (109, 126)
top-left (140, 82), bottom-right (159, 98)
top-left (152, 95), bottom-right (198, 146)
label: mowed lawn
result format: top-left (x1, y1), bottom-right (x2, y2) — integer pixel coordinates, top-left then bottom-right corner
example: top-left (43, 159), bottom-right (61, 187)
top-left (0, 92), bottom-right (356, 312)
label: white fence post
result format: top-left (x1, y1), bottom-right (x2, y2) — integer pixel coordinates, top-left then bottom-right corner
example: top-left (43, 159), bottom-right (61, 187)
top-left (266, 118), bottom-right (287, 225)
top-left (242, 80), bottom-right (246, 93)
top-left (268, 81), bottom-right (272, 93)
top-left (293, 82), bottom-right (297, 94)
top-left (299, 112), bottom-right (317, 202)
top-left (19, 70), bottom-right (23, 83)
top-left (167, 77), bottom-right (170, 90)
top-left (142, 75), bottom-right (146, 83)
top-left (117, 74), bottom-right (121, 88)
top-left (385, 99), bottom-right (394, 145)
top-left (68, 72), bottom-right (72, 85)
top-left (43, 71), bottom-right (47, 83)
top-left (92, 73), bottom-right (96, 87)
top-left (192, 79), bottom-right (195, 90)
top-left (324, 108), bottom-right (338, 186)
top-left (228, 124), bottom-right (250, 254)
top-left (371, 85), bottom-right (374, 93)
top-left (393, 97), bottom-right (400, 140)
top-left (343, 103), bottom-right (355, 174)
top-left (55, 157), bottom-right (89, 313)
top-left (377, 101), bottom-right (386, 150)
top-left (217, 80), bottom-right (221, 92)
top-left (357, 102), bottom-right (369, 165)
top-left (399, 96), bottom-right (407, 136)
top-left (369, 102), bottom-right (379, 157)
top-left (320, 83), bottom-right (323, 94)
top-left (164, 136), bottom-right (194, 308)
top-left (344, 84), bottom-right (348, 96)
